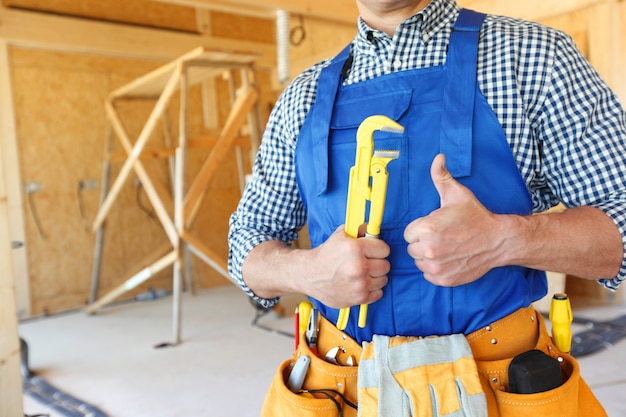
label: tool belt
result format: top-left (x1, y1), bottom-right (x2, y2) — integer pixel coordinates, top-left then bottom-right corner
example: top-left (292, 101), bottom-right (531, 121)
top-left (261, 306), bottom-right (607, 417)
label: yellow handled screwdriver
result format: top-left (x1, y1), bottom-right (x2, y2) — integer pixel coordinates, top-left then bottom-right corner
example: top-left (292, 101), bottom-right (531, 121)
top-left (336, 115), bottom-right (403, 330)
top-left (549, 292), bottom-right (573, 353)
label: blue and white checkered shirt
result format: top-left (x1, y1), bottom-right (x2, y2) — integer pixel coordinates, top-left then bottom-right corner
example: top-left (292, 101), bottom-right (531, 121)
top-left (229, 0), bottom-right (626, 306)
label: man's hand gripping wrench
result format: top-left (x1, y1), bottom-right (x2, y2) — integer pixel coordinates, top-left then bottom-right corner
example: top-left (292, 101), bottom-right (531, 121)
top-left (336, 115), bottom-right (403, 330)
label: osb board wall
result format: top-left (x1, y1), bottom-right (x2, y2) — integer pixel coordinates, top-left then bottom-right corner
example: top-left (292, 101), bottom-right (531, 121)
top-left (287, 15), bottom-right (355, 79)
top-left (10, 47), bottom-right (277, 316)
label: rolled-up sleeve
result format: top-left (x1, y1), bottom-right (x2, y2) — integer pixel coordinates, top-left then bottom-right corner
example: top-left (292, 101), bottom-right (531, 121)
top-left (227, 67), bottom-right (323, 306)
top-left (537, 32), bottom-right (626, 289)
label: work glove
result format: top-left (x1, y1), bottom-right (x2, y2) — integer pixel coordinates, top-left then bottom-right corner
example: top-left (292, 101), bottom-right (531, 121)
top-left (358, 334), bottom-right (487, 417)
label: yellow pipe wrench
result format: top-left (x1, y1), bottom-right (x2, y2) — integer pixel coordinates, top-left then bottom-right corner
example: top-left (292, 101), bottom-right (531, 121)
top-left (337, 115), bottom-right (403, 330)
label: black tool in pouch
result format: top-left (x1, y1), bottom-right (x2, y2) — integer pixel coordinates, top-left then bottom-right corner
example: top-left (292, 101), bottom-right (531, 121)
top-left (508, 349), bottom-right (563, 394)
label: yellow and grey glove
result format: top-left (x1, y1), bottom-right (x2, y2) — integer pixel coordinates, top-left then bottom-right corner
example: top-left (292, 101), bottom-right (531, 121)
top-left (358, 334), bottom-right (487, 417)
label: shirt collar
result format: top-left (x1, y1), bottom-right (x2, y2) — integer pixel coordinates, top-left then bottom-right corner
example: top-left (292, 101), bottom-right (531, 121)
top-left (355, 0), bottom-right (460, 47)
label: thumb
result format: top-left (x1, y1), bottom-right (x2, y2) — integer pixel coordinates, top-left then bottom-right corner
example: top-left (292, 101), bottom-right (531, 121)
top-left (430, 153), bottom-right (467, 207)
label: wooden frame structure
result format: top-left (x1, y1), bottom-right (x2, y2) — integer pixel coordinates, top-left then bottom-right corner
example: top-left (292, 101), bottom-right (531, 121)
top-left (85, 47), bottom-right (261, 344)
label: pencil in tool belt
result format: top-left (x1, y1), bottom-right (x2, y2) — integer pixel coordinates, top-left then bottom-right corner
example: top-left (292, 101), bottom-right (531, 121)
top-left (337, 115), bottom-right (403, 330)
top-left (294, 306), bottom-right (299, 350)
top-left (297, 301), bottom-right (313, 349)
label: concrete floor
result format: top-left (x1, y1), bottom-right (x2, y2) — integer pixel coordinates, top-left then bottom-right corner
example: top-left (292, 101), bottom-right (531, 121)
top-left (19, 285), bottom-right (626, 417)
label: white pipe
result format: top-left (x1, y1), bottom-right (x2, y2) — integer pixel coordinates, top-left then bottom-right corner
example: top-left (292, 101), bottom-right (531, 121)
top-left (276, 9), bottom-right (290, 84)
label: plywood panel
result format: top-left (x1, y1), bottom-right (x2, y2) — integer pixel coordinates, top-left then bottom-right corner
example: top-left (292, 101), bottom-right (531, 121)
top-left (9, 48), bottom-right (156, 314)
top-left (287, 15), bottom-right (355, 85)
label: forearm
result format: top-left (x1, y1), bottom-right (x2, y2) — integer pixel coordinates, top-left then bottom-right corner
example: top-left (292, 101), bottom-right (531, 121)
top-left (501, 206), bottom-right (623, 280)
top-left (241, 240), bottom-right (307, 300)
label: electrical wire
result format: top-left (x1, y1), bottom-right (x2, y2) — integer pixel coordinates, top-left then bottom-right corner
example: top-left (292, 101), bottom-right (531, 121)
top-left (298, 389), bottom-right (358, 416)
top-left (276, 9), bottom-right (290, 84)
top-left (76, 181), bottom-right (89, 232)
top-left (27, 192), bottom-right (47, 240)
top-left (135, 183), bottom-right (156, 220)
top-left (290, 15), bottom-right (306, 46)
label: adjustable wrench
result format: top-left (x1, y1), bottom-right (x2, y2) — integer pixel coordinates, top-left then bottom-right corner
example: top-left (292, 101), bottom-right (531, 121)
top-left (337, 115), bottom-right (403, 330)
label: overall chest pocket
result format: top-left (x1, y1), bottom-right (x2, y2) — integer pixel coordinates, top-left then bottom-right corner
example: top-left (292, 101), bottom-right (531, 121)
top-left (324, 90), bottom-right (412, 231)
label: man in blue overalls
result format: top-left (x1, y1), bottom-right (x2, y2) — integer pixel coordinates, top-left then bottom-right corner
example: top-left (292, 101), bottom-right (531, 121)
top-left (229, 0), bottom-right (626, 415)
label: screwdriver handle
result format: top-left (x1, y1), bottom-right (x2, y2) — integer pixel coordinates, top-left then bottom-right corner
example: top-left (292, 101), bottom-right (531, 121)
top-left (549, 293), bottom-right (573, 353)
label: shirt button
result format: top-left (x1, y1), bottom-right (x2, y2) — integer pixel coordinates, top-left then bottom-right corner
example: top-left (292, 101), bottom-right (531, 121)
top-left (393, 59), bottom-right (402, 69)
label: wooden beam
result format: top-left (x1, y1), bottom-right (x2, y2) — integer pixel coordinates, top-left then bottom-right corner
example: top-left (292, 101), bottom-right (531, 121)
top-left (0, 42), bottom-right (23, 414)
top-left (153, 0), bottom-right (359, 24)
top-left (157, 0), bottom-right (276, 19)
top-left (0, 5), bottom-right (276, 69)
top-left (0, 41), bottom-right (30, 318)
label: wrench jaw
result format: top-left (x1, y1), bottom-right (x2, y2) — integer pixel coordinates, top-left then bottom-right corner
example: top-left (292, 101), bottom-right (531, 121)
top-left (356, 115), bottom-right (405, 138)
top-left (337, 116), bottom-right (403, 331)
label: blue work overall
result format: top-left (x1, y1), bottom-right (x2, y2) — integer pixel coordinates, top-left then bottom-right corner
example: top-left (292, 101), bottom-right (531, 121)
top-left (295, 9), bottom-right (547, 344)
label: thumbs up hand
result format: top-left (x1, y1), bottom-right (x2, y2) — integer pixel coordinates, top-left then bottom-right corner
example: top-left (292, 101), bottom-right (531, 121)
top-left (404, 154), bottom-right (505, 286)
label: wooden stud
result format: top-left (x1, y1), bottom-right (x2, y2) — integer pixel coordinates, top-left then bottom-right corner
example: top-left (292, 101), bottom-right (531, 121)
top-left (89, 121), bottom-right (114, 304)
top-left (0, 43), bottom-right (24, 413)
top-left (161, 109), bottom-right (177, 197)
top-left (0, 41), bottom-right (30, 317)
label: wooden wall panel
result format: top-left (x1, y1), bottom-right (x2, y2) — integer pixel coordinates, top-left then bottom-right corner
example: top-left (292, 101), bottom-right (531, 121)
top-left (287, 16), bottom-right (355, 85)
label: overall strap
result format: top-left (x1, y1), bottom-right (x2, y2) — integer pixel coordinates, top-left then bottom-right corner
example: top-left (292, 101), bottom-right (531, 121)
top-left (311, 45), bottom-right (351, 196)
top-left (440, 9), bottom-right (486, 178)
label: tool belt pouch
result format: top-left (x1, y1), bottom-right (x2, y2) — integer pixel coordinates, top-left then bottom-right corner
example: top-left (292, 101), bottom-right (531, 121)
top-left (477, 349), bottom-right (585, 416)
top-left (474, 312), bottom-right (606, 417)
top-left (261, 315), bottom-right (361, 417)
